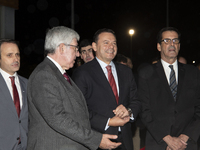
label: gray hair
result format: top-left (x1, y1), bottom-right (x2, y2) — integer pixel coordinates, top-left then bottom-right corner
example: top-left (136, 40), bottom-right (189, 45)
top-left (44, 26), bottom-right (80, 55)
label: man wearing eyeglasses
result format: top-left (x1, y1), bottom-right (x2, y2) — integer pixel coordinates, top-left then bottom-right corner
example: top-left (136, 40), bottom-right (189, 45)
top-left (27, 26), bottom-right (121, 150)
top-left (79, 39), bottom-right (95, 63)
top-left (138, 27), bottom-right (200, 150)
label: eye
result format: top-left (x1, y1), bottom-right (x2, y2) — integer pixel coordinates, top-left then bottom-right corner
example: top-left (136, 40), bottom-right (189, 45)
top-left (81, 51), bottom-right (86, 54)
top-left (7, 53), bottom-right (12, 57)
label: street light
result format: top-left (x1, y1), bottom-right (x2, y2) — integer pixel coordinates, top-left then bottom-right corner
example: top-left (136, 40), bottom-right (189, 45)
top-left (129, 29), bottom-right (135, 61)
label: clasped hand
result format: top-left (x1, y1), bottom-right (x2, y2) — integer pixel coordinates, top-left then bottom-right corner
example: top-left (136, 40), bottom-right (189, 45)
top-left (109, 104), bottom-right (130, 127)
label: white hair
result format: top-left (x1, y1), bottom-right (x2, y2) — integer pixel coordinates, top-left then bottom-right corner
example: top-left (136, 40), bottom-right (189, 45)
top-left (44, 26), bottom-right (80, 54)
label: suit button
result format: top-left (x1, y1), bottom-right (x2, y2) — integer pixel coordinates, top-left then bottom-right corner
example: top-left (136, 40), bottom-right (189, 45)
top-left (19, 120), bottom-right (21, 123)
top-left (17, 137), bottom-right (20, 140)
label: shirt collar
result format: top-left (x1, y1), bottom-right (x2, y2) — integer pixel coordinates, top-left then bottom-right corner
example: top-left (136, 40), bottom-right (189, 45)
top-left (96, 57), bottom-right (115, 71)
top-left (47, 56), bottom-right (65, 74)
top-left (0, 68), bottom-right (17, 79)
top-left (161, 59), bottom-right (178, 69)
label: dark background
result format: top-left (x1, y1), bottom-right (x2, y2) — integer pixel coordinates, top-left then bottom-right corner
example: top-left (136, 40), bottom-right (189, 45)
top-left (15, 0), bottom-right (200, 78)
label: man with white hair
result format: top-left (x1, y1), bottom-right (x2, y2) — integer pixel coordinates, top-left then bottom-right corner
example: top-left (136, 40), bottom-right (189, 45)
top-left (27, 26), bottom-right (121, 150)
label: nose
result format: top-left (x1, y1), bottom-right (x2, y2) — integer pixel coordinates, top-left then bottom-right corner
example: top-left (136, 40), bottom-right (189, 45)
top-left (14, 54), bottom-right (20, 61)
top-left (170, 40), bottom-right (174, 46)
top-left (109, 43), bottom-right (114, 49)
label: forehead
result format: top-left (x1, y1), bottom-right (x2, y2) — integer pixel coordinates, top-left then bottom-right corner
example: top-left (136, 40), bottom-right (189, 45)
top-left (70, 38), bottom-right (78, 45)
top-left (98, 32), bottom-right (116, 42)
top-left (162, 31), bottom-right (178, 39)
top-left (1, 42), bottom-right (19, 53)
top-left (81, 45), bottom-right (92, 51)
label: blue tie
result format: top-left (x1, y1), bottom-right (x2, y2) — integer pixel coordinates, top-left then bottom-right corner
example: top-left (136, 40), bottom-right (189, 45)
top-left (169, 65), bottom-right (177, 101)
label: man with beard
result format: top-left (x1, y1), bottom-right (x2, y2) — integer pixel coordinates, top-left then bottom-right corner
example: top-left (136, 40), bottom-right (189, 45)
top-left (138, 27), bottom-right (200, 150)
top-left (72, 28), bottom-right (141, 150)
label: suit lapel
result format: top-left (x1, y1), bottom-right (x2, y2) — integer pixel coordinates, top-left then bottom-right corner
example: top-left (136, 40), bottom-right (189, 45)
top-left (0, 73), bottom-right (18, 117)
top-left (45, 58), bottom-right (88, 109)
top-left (18, 76), bottom-right (27, 117)
top-left (176, 63), bottom-right (185, 100)
top-left (91, 59), bottom-right (118, 105)
top-left (115, 62), bottom-right (123, 104)
top-left (156, 61), bottom-right (175, 100)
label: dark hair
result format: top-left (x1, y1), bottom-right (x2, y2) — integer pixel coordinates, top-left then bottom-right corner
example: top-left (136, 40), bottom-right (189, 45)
top-left (79, 39), bottom-right (92, 52)
top-left (115, 54), bottom-right (127, 63)
top-left (0, 39), bottom-right (19, 59)
top-left (93, 28), bottom-right (116, 43)
top-left (157, 27), bottom-right (181, 44)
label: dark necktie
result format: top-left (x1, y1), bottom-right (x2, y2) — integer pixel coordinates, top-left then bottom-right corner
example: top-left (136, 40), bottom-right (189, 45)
top-left (9, 76), bottom-right (20, 117)
top-left (106, 65), bottom-right (119, 104)
top-left (169, 65), bottom-right (177, 100)
top-left (63, 72), bottom-right (72, 85)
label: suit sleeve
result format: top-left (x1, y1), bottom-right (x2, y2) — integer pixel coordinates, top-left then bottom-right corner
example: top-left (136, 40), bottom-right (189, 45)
top-left (182, 70), bottom-right (200, 142)
top-left (29, 70), bottom-right (102, 150)
top-left (128, 71), bottom-right (141, 119)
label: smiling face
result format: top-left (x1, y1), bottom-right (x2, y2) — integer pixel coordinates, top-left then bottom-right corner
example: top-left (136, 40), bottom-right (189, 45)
top-left (157, 31), bottom-right (180, 64)
top-left (92, 32), bottom-right (117, 64)
top-left (0, 42), bottom-right (20, 75)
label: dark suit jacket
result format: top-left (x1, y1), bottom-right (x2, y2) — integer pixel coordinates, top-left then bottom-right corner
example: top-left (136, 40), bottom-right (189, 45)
top-left (138, 61), bottom-right (200, 150)
top-left (27, 57), bottom-right (102, 150)
top-left (0, 73), bottom-right (28, 150)
top-left (72, 58), bottom-right (141, 150)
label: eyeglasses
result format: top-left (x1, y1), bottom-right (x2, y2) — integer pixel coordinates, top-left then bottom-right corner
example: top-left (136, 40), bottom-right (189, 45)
top-left (64, 44), bottom-right (79, 50)
top-left (81, 48), bottom-right (93, 54)
top-left (161, 38), bottom-right (180, 44)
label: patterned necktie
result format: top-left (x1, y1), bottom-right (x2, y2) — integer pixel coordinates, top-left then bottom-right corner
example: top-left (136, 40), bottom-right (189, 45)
top-left (169, 65), bottom-right (177, 100)
top-left (9, 76), bottom-right (20, 117)
top-left (106, 65), bottom-right (119, 104)
top-left (63, 72), bottom-right (72, 85)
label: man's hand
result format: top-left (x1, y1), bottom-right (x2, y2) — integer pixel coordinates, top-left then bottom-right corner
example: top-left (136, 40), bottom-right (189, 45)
top-left (178, 134), bottom-right (189, 143)
top-left (108, 115), bottom-right (129, 127)
top-left (163, 135), bottom-right (187, 150)
top-left (99, 134), bottom-right (121, 149)
top-left (113, 104), bottom-right (129, 118)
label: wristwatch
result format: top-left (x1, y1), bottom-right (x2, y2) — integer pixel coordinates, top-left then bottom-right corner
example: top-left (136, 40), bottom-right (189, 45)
top-left (127, 108), bottom-right (132, 117)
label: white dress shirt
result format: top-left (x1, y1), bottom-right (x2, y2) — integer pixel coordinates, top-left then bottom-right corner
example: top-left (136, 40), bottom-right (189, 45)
top-left (161, 59), bottom-right (178, 84)
top-left (96, 57), bottom-right (119, 94)
top-left (0, 68), bottom-right (23, 109)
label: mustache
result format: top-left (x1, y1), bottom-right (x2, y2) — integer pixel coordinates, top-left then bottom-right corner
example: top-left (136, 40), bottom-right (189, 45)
top-left (168, 46), bottom-right (176, 50)
top-left (11, 62), bottom-right (19, 65)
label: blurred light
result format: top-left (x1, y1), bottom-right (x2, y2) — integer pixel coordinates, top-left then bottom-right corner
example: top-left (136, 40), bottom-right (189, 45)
top-left (129, 29), bottom-right (135, 35)
top-left (193, 61), bottom-right (195, 63)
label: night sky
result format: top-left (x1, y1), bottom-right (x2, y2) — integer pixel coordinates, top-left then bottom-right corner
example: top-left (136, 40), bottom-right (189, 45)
top-left (15, 0), bottom-right (200, 77)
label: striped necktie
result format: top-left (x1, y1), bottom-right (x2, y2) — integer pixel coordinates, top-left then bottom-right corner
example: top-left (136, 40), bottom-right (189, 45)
top-left (106, 65), bottom-right (119, 104)
top-left (169, 65), bottom-right (177, 100)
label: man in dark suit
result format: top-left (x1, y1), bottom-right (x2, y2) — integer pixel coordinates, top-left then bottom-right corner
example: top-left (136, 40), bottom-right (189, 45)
top-left (27, 26), bottom-right (121, 150)
top-left (138, 27), bottom-right (200, 150)
top-left (0, 39), bottom-right (28, 150)
top-left (72, 28), bottom-right (141, 150)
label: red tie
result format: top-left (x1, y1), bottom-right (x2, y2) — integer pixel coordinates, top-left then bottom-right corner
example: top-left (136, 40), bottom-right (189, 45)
top-left (106, 65), bottom-right (119, 104)
top-left (63, 72), bottom-right (72, 85)
top-left (9, 76), bottom-right (20, 117)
